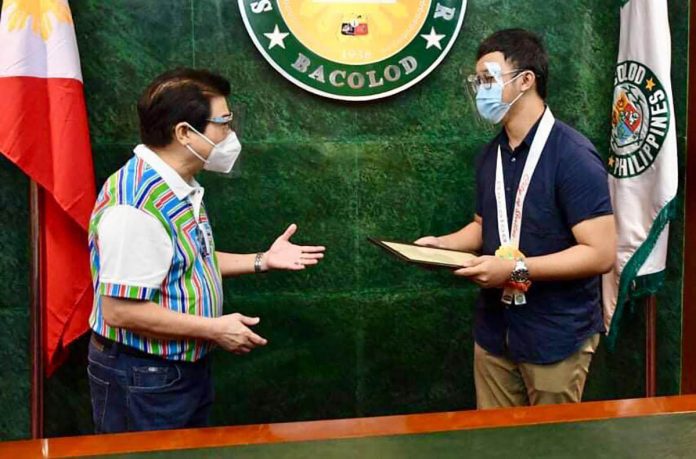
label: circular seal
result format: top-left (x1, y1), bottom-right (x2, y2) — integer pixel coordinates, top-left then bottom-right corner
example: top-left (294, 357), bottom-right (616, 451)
top-left (609, 60), bottom-right (671, 178)
top-left (238, 0), bottom-right (467, 101)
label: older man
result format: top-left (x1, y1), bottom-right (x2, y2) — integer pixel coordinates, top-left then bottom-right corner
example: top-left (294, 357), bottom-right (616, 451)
top-left (87, 68), bottom-right (325, 432)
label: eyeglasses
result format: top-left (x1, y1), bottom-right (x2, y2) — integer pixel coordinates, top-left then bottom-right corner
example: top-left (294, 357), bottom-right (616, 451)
top-left (207, 113), bottom-right (234, 131)
top-left (466, 69), bottom-right (525, 93)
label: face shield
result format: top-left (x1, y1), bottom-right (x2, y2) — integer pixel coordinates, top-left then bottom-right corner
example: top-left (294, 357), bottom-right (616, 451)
top-left (199, 102), bottom-right (247, 179)
top-left (464, 61), bottom-right (527, 129)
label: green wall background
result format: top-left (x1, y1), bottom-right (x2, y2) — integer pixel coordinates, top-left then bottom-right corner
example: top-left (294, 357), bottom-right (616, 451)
top-left (0, 0), bottom-right (689, 440)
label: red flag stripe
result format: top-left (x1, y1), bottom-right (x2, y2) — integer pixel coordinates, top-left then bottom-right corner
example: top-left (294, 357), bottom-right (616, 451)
top-left (0, 76), bottom-right (95, 229)
top-left (0, 75), bottom-right (96, 372)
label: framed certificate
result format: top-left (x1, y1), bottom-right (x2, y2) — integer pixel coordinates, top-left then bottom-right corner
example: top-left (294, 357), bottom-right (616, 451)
top-left (368, 237), bottom-right (476, 269)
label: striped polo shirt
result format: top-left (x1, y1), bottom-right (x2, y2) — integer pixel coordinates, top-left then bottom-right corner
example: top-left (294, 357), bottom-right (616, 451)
top-left (88, 145), bottom-right (223, 361)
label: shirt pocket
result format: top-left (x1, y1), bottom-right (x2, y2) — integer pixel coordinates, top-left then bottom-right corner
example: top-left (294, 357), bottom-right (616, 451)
top-left (521, 204), bottom-right (573, 256)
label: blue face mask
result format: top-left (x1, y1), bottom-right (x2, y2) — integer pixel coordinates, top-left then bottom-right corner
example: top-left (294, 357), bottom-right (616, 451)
top-left (475, 71), bottom-right (526, 124)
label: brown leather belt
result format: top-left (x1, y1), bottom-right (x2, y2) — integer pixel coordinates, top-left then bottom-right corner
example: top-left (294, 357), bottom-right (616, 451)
top-left (90, 332), bottom-right (162, 360)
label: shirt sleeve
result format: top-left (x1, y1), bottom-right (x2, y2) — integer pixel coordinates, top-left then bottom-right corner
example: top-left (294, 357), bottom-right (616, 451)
top-left (96, 205), bottom-right (174, 300)
top-left (556, 144), bottom-right (613, 229)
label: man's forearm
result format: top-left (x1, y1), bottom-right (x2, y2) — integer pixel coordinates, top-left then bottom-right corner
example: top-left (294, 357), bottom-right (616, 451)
top-left (439, 220), bottom-right (483, 253)
top-left (102, 296), bottom-right (217, 342)
top-left (526, 244), bottom-right (614, 281)
top-left (216, 251), bottom-right (263, 277)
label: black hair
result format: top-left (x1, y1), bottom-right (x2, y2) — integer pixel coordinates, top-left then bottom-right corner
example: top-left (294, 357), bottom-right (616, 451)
top-left (137, 68), bottom-right (231, 147)
top-left (476, 28), bottom-right (548, 99)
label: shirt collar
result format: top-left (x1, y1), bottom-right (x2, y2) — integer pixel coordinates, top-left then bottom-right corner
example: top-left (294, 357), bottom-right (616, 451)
top-left (133, 144), bottom-right (202, 200)
top-left (498, 108), bottom-right (546, 153)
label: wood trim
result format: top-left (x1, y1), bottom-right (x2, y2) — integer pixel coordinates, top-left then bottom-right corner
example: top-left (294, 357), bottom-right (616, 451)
top-left (29, 182), bottom-right (43, 439)
top-left (2, 395), bottom-right (696, 459)
top-left (645, 296), bottom-right (657, 396)
top-left (681, 0), bottom-right (696, 394)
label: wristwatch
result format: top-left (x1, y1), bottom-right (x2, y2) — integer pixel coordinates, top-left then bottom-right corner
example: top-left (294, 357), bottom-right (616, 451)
top-left (254, 252), bottom-right (266, 273)
top-left (509, 258), bottom-right (531, 290)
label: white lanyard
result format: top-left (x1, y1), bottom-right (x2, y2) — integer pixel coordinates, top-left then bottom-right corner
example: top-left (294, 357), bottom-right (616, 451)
top-left (495, 108), bottom-right (555, 248)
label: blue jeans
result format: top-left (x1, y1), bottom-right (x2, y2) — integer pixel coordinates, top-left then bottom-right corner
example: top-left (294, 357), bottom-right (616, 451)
top-left (87, 333), bottom-right (214, 433)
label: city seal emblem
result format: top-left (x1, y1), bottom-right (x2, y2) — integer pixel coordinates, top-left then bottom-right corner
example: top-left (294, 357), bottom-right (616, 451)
top-left (238, 0), bottom-right (467, 101)
top-left (609, 60), bottom-right (671, 178)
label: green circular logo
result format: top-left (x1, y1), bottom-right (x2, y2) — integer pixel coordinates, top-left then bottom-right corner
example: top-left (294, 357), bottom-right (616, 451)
top-left (238, 0), bottom-right (467, 101)
top-left (609, 60), bottom-right (670, 178)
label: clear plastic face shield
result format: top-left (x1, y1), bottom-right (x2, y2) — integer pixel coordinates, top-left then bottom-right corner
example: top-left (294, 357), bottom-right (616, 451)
top-left (208, 102), bottom-right (247, 179)
top-left (463, 61), bottom-right (527, 132)
top-left (185, 102), bottom-right (247, 179)
top-left (224, 102), bottom-right (246, 179)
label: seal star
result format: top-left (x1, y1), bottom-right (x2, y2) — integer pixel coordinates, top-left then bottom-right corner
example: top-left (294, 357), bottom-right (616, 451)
top-left (264, 25), bottom-right (289, 50)
top-left (645, 77), bottom-right (656, 91)
top-left (608, 156), bottom-right (615, 168)
top-left (420, 27), bottom-right (446, 50)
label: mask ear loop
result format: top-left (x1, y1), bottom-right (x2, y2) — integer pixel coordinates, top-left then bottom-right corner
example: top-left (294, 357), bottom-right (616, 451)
top-left (181, 122), bottom-right (218, 165)
top-left (185, 144), bottom-right (209, 164)
top-left (183, 122), bottom-right (216, 148)
top-left (504, 71), bottom-right (533, 109)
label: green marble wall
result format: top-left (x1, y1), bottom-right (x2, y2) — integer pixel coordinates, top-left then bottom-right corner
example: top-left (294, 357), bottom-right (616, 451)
top-left (0, 157), bottom-right (30, 440)
top-left (0, 0), bottom-right (690, 440)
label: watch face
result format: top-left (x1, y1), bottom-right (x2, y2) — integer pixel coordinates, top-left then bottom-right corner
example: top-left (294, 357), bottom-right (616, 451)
top-left (512, 260), bottom-right (529, 280)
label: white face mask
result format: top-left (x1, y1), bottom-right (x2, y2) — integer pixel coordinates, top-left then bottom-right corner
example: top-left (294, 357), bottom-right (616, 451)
top-left (183, 122), bottom-right (242, 173)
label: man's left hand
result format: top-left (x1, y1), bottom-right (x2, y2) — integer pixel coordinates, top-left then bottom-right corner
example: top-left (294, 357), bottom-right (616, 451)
top-left (263, 224), bottom-right (325, 271)
top-left (454, 255), bottom-right (515, 288)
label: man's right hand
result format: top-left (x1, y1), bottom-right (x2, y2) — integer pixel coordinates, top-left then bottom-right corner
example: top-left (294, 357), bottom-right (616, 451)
top-left (414, 236), bottom-right (442, 248)
top-left (211, 313), bottom-right (268, 355)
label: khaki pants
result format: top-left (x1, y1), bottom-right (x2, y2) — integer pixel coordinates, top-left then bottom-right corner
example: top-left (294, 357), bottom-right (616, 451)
top-left (474, 334), bottom-right (600, 409)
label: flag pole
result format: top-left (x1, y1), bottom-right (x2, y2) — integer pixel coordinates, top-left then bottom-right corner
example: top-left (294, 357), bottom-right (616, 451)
top-left (29, 180), bottom-right (44, 439)
top-left (645, 295), bottom-right (657, 397)
top-left (680, 0), bottom-right (696, 394)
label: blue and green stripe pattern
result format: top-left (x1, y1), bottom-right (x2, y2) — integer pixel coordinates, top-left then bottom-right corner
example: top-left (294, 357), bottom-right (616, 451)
top-left (88, 155), bottom-right (223, 361)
